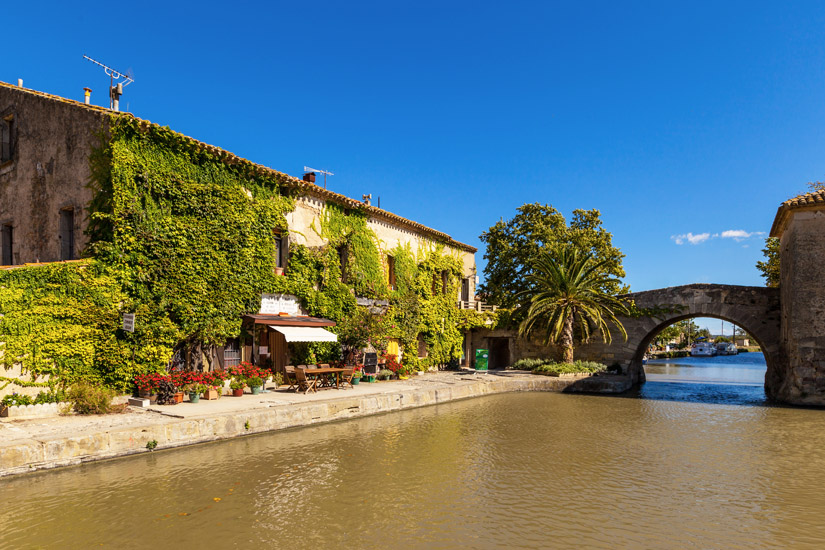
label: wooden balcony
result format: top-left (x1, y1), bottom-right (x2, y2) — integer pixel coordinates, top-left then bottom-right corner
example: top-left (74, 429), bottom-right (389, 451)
top-left (457, 300), bottom-right (498, 312)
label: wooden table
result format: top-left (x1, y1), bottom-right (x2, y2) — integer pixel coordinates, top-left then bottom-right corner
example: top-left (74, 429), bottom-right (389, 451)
top-left (303, 367), bottom-right (345, 389)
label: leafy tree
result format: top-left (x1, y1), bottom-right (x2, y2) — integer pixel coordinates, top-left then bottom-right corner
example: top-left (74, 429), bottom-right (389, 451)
top-left (757, 181), bottom-right (824, 287)
top-left (516, 247), bottom-right (628, 363)
top-left (479, 204), bottom-right (627, 311)
top-left (756, 238), bottom-right (780, 288)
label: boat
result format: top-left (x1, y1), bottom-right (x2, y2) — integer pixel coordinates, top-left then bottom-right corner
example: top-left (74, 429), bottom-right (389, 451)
top-left (690, 341), bottom-right (717, 357)
top-left (715, 342), bottom-right (738, 356)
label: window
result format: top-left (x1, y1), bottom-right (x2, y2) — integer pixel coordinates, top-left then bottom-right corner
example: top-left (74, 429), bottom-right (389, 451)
top-left (273, 230), bottom-right (289, 272)
top-left (224, 339), bottom-right (241, 368)
top-left (274, 232), bottom-right (283, 268)
top-left (432, 273), bottom-right (439, 295)
top-left (387, 255), bottom-right (396, 290)
top-left (441, 270), bottom-right (449, 295)
top-left (59, 208), bottom-right (75, 261)
top-left (1, 224), bottom-right (11, 265)
top-left (1, 115), bottom-right (13, 163)
top-left (338, 245), bottom-right (349, 283)
top-left (461, 277), bottom-right (470, 302)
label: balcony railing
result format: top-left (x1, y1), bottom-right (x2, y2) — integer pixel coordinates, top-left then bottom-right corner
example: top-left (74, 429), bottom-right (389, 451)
top-left (457, 300), bottom-right (498, 312)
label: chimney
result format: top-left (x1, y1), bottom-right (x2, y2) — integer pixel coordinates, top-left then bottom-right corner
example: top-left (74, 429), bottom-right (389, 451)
top-left (303, 172), bottom-right (316, 184)
top-left (362, 193), bottom-right (372, 206)
top-left (83, 87), bottom-right (92, 105)
top-left (17, 79), bottom-right (23, 87)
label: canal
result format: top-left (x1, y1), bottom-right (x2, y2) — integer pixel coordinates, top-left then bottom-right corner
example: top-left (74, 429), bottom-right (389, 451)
top-left (3, 353), bottom-right (825, 549)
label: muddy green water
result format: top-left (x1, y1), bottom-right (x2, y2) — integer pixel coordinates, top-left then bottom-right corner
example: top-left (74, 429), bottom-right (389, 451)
top-left (3, 361), bottom-right (825, 549)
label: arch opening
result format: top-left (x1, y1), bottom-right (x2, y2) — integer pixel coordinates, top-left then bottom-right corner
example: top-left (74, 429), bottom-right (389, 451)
top-left (629, 313), bottom-right (776, 392)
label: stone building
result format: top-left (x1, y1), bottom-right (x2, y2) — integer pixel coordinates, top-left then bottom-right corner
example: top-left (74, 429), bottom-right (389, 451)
top-left (769, 188), bottom-right (825, 405)
top-left (0, 81), bottom-right (109, 264)
top-left (0, 79), bottom-right (482, 396)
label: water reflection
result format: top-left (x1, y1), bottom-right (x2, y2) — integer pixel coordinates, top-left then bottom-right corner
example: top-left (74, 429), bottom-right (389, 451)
top-left (4, 351), bottom-right (825, 549)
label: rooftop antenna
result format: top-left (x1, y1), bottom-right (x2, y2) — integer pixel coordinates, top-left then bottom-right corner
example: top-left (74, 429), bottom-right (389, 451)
top-left (83, 55), bottom-right (134, 111)
top-left (303, 166), bottom-right (334, 189)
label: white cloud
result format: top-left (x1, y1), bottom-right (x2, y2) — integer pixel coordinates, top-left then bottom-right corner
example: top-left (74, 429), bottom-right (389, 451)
top-left (672, 229), bottom-right (765, 245)
top-left (672, 232), bottom-right (711, 245)
top-left (720, 229), bottom-right (765, 241)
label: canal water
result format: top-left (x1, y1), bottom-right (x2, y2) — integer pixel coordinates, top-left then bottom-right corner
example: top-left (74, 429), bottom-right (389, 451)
top-left (4, 353), bottom-right (825, 549)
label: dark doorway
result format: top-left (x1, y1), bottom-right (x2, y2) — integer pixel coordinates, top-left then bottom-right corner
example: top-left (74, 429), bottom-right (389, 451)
top-left (489, 338), bottom-right (511, 369)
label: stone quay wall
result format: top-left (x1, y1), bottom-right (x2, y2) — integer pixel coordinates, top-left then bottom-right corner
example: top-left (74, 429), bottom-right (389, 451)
top-left (0, 373), bottom-right (629, 478)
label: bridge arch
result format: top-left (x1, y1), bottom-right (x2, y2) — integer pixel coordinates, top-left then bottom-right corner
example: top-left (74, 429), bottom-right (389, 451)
top-left (577, 284), bottom-right (782, 397)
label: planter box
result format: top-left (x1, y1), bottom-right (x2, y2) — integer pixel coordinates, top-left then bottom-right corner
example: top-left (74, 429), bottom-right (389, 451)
top-left (201, 388), bottom-right (219, 400)
top-left (0, 402), bottom-right (71, 419)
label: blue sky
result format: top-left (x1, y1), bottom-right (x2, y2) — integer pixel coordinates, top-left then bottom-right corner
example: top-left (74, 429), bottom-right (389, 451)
top-left (6, 1), bottom-right (825, 330)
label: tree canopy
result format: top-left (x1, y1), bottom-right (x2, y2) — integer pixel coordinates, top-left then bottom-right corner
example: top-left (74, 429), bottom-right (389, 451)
top-left (516, 248), bottom-right (628, 363)
top-left (479, 203), bottom-right (627, 310)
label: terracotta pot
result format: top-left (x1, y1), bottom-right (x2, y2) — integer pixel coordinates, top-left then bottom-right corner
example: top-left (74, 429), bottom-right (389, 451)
top-left (232, 388), bottom-right (244, 397)
top-left (173, 392), bottom-right (184, 404)
top-left (274, 267), bottom-right (284, 276)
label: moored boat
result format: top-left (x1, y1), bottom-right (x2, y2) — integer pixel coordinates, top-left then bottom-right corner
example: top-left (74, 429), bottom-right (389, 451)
top-left (715, 342), bottom-right (738, 356)
top-left (690, 341), bottom-right (717, 357)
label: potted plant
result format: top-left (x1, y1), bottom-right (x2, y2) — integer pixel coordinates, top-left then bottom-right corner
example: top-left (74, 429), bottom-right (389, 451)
top-left (133, 374), bottom-right (162, 404)
top-left (230, 379), bottom-right (246, 397)
top-left (247, 373), bottom-right (264, 395)
top-left (377, 368), bottom-right (393, 381)
top-left (188, 382), bottom-right (208, 403)
top-left (351, 369), bottom-right (362, 385)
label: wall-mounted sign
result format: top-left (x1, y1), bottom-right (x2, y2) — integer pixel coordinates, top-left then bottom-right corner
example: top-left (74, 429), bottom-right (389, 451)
top-left (122, 313), bottom-right (135, 333)
top-left (260, 294), bottom-right (301, 315)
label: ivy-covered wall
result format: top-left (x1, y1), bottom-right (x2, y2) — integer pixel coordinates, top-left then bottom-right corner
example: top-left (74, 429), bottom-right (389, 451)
top-left (1, 112), bottom-right (493, 393)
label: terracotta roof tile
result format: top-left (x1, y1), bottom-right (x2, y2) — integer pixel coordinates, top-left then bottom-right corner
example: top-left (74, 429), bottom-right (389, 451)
top-left (770, 189), bottom-right (825, 237)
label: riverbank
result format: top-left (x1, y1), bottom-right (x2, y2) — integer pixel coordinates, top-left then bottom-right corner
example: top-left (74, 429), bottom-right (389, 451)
top-left (0, 370), bottom-right (630, 478)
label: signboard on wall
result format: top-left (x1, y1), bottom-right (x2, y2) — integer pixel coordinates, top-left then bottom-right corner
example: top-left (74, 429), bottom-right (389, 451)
top-left (122, 313), bottom-right (135, 333)
top-left (260, 294), bottom-right (301, 315)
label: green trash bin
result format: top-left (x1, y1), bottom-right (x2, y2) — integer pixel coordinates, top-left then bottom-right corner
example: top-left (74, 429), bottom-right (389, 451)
top-left (475, 349), bottom-right (489, 371)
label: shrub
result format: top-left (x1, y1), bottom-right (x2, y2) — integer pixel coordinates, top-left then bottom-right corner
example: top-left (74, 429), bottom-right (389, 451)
top-left (1, 393), bottom-right (34, 407)
top-left (513, 358), bottom-right (551, 370)
top-left (34, 390), bottom-right (68, 404)
top-left (531, 361), bottom-right (607, 377)
top-left (377, 369), bottom-right (393, 380)
top-left (67, 382), bottom-right (119, 414)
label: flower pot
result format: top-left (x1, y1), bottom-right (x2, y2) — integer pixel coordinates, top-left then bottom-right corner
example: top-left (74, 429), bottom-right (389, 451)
top-left (232, 388), bottom-right (244, 397)
top-left (202, 388), bottom-right (219, 400)
top-left (351, 377), bottom-right (361, 385)
top-left (173, 392), bottom-right (184, 404)
top-left (251, 386), bottom-right (262, 395)
top-left (189, 392), bottom-right (200, 403)
top-left (398, 375), bottom-right (409, 380)
top-left (138, 390), bottom-right (158, 404)
top-left (365, 375), bottom-right (376, 383)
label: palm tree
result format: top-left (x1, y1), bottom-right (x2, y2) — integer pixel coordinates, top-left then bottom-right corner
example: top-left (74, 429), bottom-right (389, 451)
top-left (516, 247), bottom-right (628, 363)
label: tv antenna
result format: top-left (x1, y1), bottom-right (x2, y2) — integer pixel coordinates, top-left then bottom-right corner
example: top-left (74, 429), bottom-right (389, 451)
top-left (304, 166), bottom-right (334, 189)
top-left (83, 55), bottom-right (134, 111)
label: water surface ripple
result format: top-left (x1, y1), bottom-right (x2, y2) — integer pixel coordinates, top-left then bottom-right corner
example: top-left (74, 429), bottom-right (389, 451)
top-left (3, 355), bottom-right (825, 549)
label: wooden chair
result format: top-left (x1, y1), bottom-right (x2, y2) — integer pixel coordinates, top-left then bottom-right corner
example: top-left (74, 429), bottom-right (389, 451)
top-left (339, 368), bottom-right (354, 389)
top-left (283, 366), bottom-right (297, 391)
top-left (294, 368), bottom-right (317, 394)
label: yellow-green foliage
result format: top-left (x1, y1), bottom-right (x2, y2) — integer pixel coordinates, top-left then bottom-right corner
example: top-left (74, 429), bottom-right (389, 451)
top-left (0, 261), bottom-right (172, 392)
top-left (91, 116), bottom-right (295, 348)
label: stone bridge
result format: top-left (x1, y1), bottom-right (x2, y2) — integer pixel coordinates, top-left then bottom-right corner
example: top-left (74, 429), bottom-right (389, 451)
top-left (577, 284), bottom-right (782, 397)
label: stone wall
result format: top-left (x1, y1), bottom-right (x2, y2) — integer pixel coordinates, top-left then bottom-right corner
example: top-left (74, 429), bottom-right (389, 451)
top-left (0, 82), bottom-right (108, 264)
top-left (776, 209), bottom-right (825, 405)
